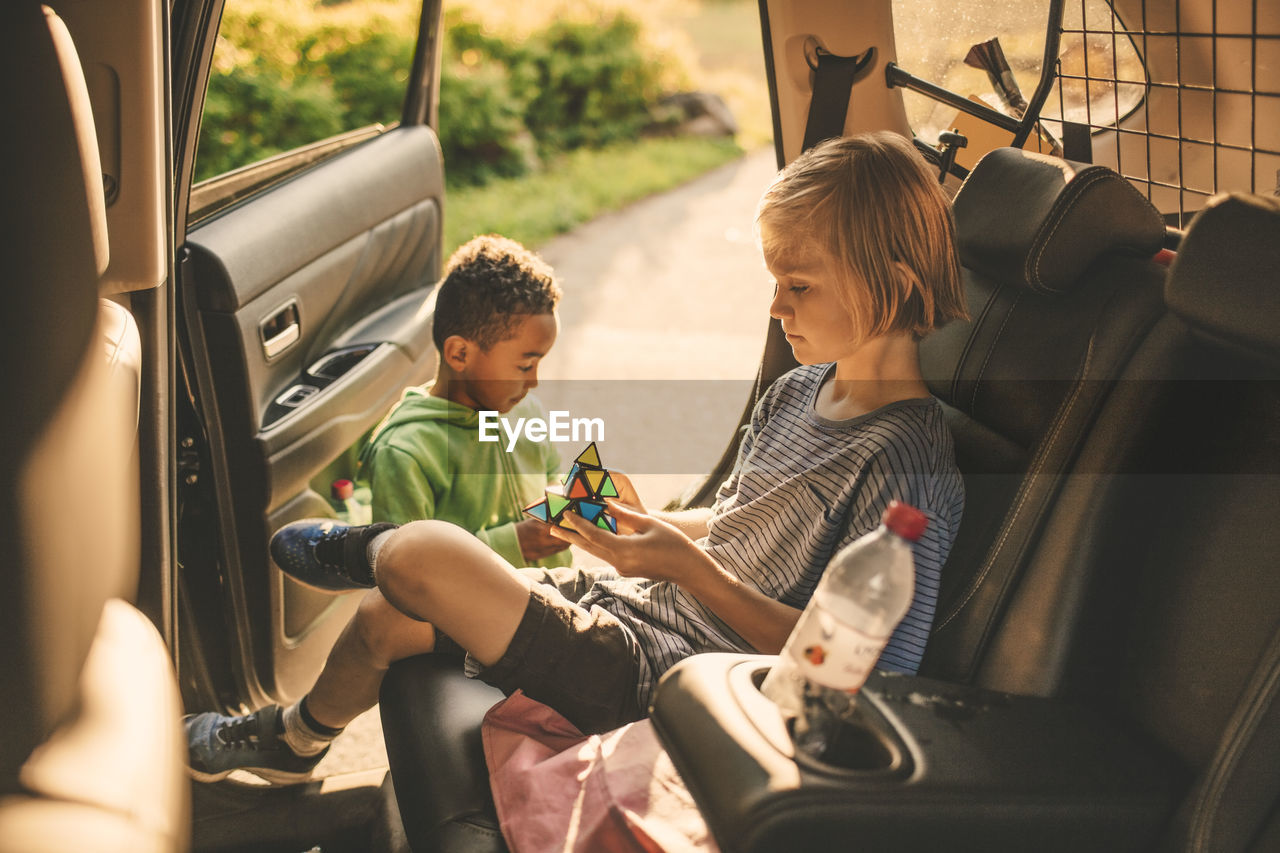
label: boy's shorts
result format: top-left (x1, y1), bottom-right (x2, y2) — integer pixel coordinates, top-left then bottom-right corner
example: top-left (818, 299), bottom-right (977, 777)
top-left (445, 567), bottom-right (644, 735)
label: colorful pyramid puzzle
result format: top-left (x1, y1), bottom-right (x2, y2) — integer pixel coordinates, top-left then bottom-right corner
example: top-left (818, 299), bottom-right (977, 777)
top-left (522, 442), bottom-right (619, 533)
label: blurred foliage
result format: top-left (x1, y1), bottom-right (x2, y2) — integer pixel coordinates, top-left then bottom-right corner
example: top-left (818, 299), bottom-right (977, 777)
top-left (437, 60), bottom-right (540, 185)
top-left (300, 30), bottom-right (415, 129)
top-left (198, 61), bottom-right (345, 178)
top-left (511, 16), bottom-right (665, 154)
top-left (195, 1), bottom-right (690, 186)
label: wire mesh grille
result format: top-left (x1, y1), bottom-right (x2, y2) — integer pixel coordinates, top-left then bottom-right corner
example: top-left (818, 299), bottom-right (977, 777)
top-left (1043, 0), bottom-right (1280, 227)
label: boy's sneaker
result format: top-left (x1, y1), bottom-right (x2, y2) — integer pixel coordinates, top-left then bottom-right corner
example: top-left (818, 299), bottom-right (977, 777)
top-left (185, 705), bottom-right (325, 785)
top-left (269, 519), bottom-right (397, 591)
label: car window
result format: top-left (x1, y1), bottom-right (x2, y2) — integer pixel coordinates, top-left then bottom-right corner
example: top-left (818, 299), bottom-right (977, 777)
top-left (190, 0), bottom-right (423, 216)
top-left (892, 0), bottom-right (1144, 144)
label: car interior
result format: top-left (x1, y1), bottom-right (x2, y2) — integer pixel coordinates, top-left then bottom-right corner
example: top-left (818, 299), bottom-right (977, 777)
top-left (3, 0), bottom-right (1277, 851)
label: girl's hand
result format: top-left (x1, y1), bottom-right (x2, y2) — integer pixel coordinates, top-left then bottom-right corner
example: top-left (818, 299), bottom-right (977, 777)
top-left (549, 500), bottom-right (713, 586)
top-left (555, 500), bottom-right (803, 654)
top-left (605, 470), bottom-right (646, 514)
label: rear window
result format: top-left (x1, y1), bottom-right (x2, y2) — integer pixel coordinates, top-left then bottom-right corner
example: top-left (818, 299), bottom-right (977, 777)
top-left (891, 0), bottom-right (1145, 144)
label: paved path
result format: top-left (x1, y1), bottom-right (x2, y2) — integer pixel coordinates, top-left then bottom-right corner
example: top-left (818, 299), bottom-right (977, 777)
top-left (535, 145), bottom-right (779, 509)
top-left (539, 145), bottom-right (778, 382)
top-left (313, 144), bottom-right (781, 780)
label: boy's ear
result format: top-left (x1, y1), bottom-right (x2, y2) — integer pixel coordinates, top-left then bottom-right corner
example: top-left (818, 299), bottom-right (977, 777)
top-left (441, 335), bottom-right (472, 372)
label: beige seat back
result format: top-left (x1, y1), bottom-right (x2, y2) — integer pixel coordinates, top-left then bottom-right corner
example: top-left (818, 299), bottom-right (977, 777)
top-left (0, 5), bottom-right (187, 851)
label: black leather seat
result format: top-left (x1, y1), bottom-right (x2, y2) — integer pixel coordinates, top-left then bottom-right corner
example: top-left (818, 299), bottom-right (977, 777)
top-left (381, 655), bottom-right (506, 853)
top-left (917, 148), bottom-right (1168, 693)
top-left (1057, 192), bottom-right (1280, 851)
top-left (0, 5), bottom-right (188, 851)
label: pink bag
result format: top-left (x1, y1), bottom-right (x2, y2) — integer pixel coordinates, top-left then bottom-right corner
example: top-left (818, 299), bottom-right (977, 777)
top-left (482, 691), bottom-right (719, 853)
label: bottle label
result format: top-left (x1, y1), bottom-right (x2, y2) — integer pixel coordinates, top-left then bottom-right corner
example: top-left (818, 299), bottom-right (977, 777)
top-left (785, 605), bottom-right (888, 693)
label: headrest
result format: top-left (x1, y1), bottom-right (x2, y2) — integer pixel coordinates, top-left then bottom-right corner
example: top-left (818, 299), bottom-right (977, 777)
top-left (954, 148), bottom-right (1165, 295)
top-left (2, 4), bottom-right (106, 460)
top-left (1166, 193), bottom-right (1280, 361)
top-left (43, 7), bottom-right (109, 279)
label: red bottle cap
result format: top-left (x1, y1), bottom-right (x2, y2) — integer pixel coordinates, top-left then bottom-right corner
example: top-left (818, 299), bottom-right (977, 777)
top-left (883, 501), bottom-right (927, 542)
top-left (331, 478), bottom-right (355, 501)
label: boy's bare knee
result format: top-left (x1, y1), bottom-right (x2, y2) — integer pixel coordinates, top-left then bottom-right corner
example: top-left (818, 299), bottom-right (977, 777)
top-left (379, 520), bottom-right (472, 577)
top-left (350, 591), bottom-right (400, 659)
top-left (375, 519), bottom-right (479, 617)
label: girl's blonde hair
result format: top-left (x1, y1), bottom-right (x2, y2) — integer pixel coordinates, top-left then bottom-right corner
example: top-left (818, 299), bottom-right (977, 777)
top-left (757, 131), bottom-right (968, 338)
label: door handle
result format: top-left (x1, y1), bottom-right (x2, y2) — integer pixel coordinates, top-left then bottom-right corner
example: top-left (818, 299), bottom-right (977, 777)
top-left (260, 299), bottom-right (300, 360)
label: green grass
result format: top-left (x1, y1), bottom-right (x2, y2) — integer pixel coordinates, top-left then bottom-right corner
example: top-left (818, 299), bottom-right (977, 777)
top-left (443, 135), bottom-right (744, 256)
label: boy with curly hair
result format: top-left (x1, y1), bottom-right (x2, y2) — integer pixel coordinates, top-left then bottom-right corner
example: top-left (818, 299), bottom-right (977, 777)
top-left (185, 234), bottom-right (571, 783)
top-left (361, 234), bottom-right (570, 566)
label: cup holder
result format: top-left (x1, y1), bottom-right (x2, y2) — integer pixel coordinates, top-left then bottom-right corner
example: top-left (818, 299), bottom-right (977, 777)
top-left (740, 662), bottom-right (910, 778)
top-left (788, 706), bottom-right (901, 774)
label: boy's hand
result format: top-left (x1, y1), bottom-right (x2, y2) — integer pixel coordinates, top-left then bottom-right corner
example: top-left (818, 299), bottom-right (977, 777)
top-left (549, 501), bottom-right (712, 585)
top-left (515, 518), bottom-right (572, 562)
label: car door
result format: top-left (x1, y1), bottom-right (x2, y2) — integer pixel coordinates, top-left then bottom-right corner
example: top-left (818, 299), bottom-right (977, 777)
top-left (172, 0), bottom-right (445, 711)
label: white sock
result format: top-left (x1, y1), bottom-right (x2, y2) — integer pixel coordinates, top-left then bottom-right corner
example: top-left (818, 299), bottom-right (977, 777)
top-left (280, 701), bottom-right (340, 757)
top-left (367, 529), bottom-right (396, 582)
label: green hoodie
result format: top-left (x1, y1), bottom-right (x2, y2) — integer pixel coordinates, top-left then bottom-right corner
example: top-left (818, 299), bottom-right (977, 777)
top-left (356, 385), bottom-right (571, 568)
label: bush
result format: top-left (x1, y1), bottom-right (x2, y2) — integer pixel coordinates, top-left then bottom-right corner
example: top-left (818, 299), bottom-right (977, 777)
top-left (300, 29), bottom-right (415, 129)
top-left (195, 62), bottom-right (344, 182)
top-left (509, 15), bottom-right (665, 155)
top-left (437, 61), bottom-right (539, 186)
top-left (195, 4), bottom-right (686, 189)
top-left (434, 10), bottom-right (670, 186)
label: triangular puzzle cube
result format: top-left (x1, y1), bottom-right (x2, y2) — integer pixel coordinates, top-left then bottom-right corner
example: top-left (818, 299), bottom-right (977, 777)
top-left (523, 442), bottom-right (618, 534)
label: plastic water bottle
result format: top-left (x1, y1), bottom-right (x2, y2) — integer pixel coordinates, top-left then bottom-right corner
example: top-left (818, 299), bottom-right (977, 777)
top-left (761, 500), bottom-right (926, 758)
top-left (331, 478), bottom-right (371, 525)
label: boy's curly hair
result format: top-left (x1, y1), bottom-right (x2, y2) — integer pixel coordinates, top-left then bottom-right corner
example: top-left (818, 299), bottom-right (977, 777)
top-left (432, 235), bottom-right (562, 351)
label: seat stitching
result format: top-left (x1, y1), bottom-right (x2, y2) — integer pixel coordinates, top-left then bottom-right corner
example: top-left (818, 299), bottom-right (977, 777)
top-left (1189, 627), bottom-right (1280, 852)
top-left (935, 333), bottom-right (1095, 651)
top-left (970, 288), bottom-right (1020, 412)
top-left (951, 282), bottom-right (1003, 405)
top-left (1028, 169), bottom-right (1111, 295)
top-left (1030, 169), bottom-right (1163, 295)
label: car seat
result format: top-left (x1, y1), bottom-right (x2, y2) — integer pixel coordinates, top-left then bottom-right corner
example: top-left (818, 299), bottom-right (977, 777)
top-left (0, 4), bottom-right (188, 851)
top-left (916, 147), bottom-right (1168, 693)
top-left (1056, 191), bottom-right (1280, 851)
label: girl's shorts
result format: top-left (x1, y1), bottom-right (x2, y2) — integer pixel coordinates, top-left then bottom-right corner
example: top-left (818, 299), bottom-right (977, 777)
top-left (443, 566), bottom-right (644, 735)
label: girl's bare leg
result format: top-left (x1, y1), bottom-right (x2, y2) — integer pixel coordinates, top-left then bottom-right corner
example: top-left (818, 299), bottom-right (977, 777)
top-left (303, 588), bottom-right (438, 730)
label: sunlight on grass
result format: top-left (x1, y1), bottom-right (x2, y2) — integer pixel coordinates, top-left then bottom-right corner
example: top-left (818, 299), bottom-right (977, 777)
top-left (445, 136), bottom-right (744, 255)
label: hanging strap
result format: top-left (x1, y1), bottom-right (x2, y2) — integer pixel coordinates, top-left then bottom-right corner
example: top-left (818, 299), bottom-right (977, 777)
top-left (801, 45), bottom-right (877, 152)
